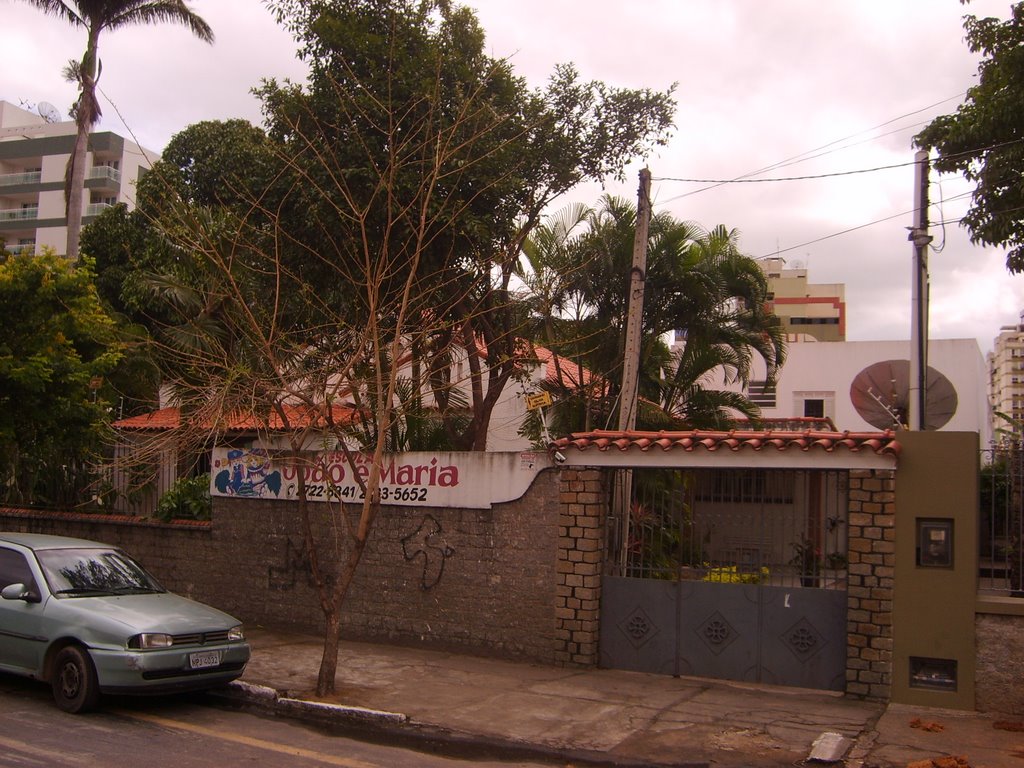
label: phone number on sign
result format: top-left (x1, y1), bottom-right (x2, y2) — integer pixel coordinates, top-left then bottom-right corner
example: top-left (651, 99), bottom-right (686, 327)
top-left (296, 484), bottom-right (430, 503)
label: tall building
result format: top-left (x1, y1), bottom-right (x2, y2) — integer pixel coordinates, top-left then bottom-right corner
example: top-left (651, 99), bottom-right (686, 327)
top-left (988, 313), bottom-right (1024, 440)
top-left (0, 100), bottom-right (156, 257)
top-left (760, 256), bottom-right (846, 342)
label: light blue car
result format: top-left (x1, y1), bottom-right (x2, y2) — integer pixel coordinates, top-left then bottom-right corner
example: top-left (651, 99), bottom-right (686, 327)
top-left (0, 532), bottom-right (251, 713)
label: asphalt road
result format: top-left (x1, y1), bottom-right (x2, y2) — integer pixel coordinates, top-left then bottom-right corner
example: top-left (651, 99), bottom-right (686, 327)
top-left (0, 673), bottom-right (560, 768)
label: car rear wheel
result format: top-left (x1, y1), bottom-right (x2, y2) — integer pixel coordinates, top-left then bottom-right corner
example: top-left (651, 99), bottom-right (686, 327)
top-left (51, 645), bottom-right (100, 713)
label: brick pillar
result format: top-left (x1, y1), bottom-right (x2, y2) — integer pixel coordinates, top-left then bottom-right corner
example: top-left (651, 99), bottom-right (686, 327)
top-left (846, 468), bottom-right (896, 700)
top-left (555, 467), bottom-right (607, 666)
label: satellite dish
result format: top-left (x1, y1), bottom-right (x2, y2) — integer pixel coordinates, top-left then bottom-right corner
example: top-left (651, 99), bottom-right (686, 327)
top-left (37, 101), bottom-right (61, 123)
top-left (849, 359), bottom-right (958, 431)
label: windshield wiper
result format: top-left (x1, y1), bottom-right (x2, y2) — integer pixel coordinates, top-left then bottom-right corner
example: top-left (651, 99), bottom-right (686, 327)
top-left (52, 587), bottom-right (117, 596)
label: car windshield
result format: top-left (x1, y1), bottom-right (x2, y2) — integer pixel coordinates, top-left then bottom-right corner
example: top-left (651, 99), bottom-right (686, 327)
top-left (35, 548), bottom-right (165, 597)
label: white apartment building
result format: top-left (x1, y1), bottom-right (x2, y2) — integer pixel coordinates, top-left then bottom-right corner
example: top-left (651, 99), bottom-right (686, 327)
top-left (988, 314), bottom-right (1024, 441)
top-left (0, 100), bottom-right (156, 256)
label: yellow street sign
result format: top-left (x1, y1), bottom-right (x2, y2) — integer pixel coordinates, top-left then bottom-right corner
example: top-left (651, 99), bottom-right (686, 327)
top-left (524, 391), bottom-right (553, 411)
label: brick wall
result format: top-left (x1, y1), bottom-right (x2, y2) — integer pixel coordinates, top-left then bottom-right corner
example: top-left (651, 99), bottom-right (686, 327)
top-left (845, 468), bottom-right (896, 700)
top-left (555, 468), bottom-right (606, 665)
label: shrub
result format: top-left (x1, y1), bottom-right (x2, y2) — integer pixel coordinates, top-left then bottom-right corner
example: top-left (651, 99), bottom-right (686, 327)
top-left (702, 564), bottom-right (769, 584)
top-left (155, 474), bottom-right (211, 522)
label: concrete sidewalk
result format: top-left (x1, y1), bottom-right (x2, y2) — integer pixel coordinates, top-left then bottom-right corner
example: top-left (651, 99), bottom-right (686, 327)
top-left (223, 627), bottom-right (1024, 768)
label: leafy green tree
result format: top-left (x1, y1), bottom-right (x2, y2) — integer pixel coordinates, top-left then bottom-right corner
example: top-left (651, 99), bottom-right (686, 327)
top-left (916, 2), bottom-right (1024, 272)
top-left (81, 203), bottom-right (149, 318)
top-left (0, 249), bottom-right (121, 504)
top-left (19, 0), bottom-right (213, 259)
top-left (84, 120), bottom-right (281, 325)
top-left (260, 0), bottom-right (675, 452)
top-left (143, 119), bottom-right (277, 211)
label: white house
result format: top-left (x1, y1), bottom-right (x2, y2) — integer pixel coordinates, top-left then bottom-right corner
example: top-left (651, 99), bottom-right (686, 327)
top-left (725, 338), bottom-right (990, 444)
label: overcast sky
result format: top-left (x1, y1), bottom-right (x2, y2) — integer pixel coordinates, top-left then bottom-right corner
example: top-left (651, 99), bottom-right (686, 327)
top-left (5, 0), bottom-right (1023, 353)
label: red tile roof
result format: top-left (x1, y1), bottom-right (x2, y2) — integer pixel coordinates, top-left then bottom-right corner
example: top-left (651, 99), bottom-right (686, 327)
top-left (528, 345), bottom-right (597, 388)
top-left (114, 407), bottom-right (180, 430)
top-left (552, 428), bottom-right (900, 457)
top-left (113, 403), bottom-right (359, 431)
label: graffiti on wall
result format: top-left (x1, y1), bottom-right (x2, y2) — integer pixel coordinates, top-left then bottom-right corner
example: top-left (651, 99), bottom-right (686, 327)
top-left (401, 514), bottom-right (455, 590)
top-left (214, 448), bottom-right (283, 498)
top-left (268, 537), bottom-right (313, 591)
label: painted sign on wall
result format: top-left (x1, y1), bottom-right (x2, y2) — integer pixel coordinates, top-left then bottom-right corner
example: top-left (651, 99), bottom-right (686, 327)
top-left (210, 448), bottom-right (549, 509)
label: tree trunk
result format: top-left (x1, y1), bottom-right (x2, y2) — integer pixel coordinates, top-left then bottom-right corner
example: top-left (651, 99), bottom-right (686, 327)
top-left (66, 107), bottom-right (89, 260)
top-left (317, 608), bottom-right (342, 695)
top-left (66, 29), bottom-right (100, 260)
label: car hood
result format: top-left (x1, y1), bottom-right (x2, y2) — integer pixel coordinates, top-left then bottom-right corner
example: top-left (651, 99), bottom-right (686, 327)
top-left (51, 592), bottom-right (241, 635)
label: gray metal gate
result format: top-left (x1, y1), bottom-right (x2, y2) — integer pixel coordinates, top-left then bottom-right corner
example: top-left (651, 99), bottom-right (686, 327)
top-left (600, 468), bottom-right (849, 691)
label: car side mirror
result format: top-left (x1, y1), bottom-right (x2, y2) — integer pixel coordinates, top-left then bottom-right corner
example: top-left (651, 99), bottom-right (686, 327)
top-left (1, 583), bottom-right (40, 603)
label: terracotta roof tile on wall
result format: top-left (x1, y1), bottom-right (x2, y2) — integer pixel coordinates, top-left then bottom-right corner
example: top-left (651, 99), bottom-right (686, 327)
top-left (551, 429), bottom-right (900, 458)
top-left (113, 404), bottom-right (359, 432)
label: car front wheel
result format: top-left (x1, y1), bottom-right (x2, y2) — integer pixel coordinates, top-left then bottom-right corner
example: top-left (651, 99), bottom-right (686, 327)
top-left (51, 645), bottom-right (100, 713)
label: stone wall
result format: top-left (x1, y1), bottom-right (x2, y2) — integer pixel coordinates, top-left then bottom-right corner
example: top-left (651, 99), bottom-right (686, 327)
top-left (976, 610), bottom-right (1024, 714)
top-left (0, 508), bottom-right (214, 601)
top-left (845, 468), bottom-right (896, 700)
top-left (213, 468), bottom-right (562, 661)
top-left (0, 468), bottom-right (564, 665)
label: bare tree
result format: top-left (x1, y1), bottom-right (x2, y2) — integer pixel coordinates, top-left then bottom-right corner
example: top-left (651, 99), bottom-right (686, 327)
top-left (129, 55), bottom-right (542, 697)
top-left (111, 0), bottom-right (673, 696)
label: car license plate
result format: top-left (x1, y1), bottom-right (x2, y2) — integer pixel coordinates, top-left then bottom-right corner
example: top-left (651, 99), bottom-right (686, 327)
top-left (189, 650), bottom-right (222, 669)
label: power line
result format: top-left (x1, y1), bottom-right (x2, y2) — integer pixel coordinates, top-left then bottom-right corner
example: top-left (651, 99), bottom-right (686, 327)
top-left (761, 191), bottom-right (977, 258)
top-left (656, 138), bottom-right (1024, 187)
top-left (655, 160), bottom-right (911, 185)
top-left (652, 92), bottom-right (973, 204)
top-left (759, 210), bottom-right (912, 258)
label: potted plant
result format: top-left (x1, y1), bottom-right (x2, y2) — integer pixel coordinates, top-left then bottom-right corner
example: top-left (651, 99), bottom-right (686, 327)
top-left (789, 536), bottom-right (822, 587)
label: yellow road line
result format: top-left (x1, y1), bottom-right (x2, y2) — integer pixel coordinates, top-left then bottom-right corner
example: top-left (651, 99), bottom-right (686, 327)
top-left (0, 733), bottom-right (91, 765)
top-left (115, 710), bottom-right (382, 768)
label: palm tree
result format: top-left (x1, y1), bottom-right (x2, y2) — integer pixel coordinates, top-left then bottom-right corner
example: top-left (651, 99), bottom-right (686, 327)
top-left (516, 203), bottom-right (592, 391)
top-left (518, 197), bottom-right (785, 432)
top-left (660, 224), bottom-right (787, 426)
top-left (21, 1), bottom-right (213, 259)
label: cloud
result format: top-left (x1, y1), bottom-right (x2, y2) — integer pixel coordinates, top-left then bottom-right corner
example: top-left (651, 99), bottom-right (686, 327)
top-left (2, 0), bottom-right (1018, 351)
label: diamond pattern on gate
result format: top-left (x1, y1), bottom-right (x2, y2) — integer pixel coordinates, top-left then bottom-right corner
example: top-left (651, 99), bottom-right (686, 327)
top-left (617, 606), bottom-right (660, 649)
top-left (781, 617), bottom-right (826, 662)
top-left (695, 610), bottom-right (738, 655)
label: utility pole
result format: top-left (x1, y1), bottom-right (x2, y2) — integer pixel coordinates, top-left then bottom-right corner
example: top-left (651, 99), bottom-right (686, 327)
top-left (613, 169), bottom-right (651, 578)
top-left (617, 167), bottom-right (652, 433)
top-left (908, 150), bottom-right (932, 431)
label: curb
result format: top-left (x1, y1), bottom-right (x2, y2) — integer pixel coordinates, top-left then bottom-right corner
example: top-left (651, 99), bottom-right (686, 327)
top-left (210, 681), bottom-right (709, 768)
top-left (218, 681), bottom-right (408, 726)
top-left (278, 696), bottom-right (408, 725)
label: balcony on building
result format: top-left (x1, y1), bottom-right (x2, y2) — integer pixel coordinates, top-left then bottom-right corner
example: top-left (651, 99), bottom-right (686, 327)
top-left (0, 205), bottom-right (38, 222)
top-left (3, 241), bottom-right (36, 256)
top-left (0, 170), bottom-right (42, 188)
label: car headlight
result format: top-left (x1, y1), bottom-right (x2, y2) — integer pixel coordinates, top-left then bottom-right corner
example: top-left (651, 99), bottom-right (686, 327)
top-left (228, 625), bottom-right (245, 642)
top-left (128, 633), bottom-right (174, 649)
